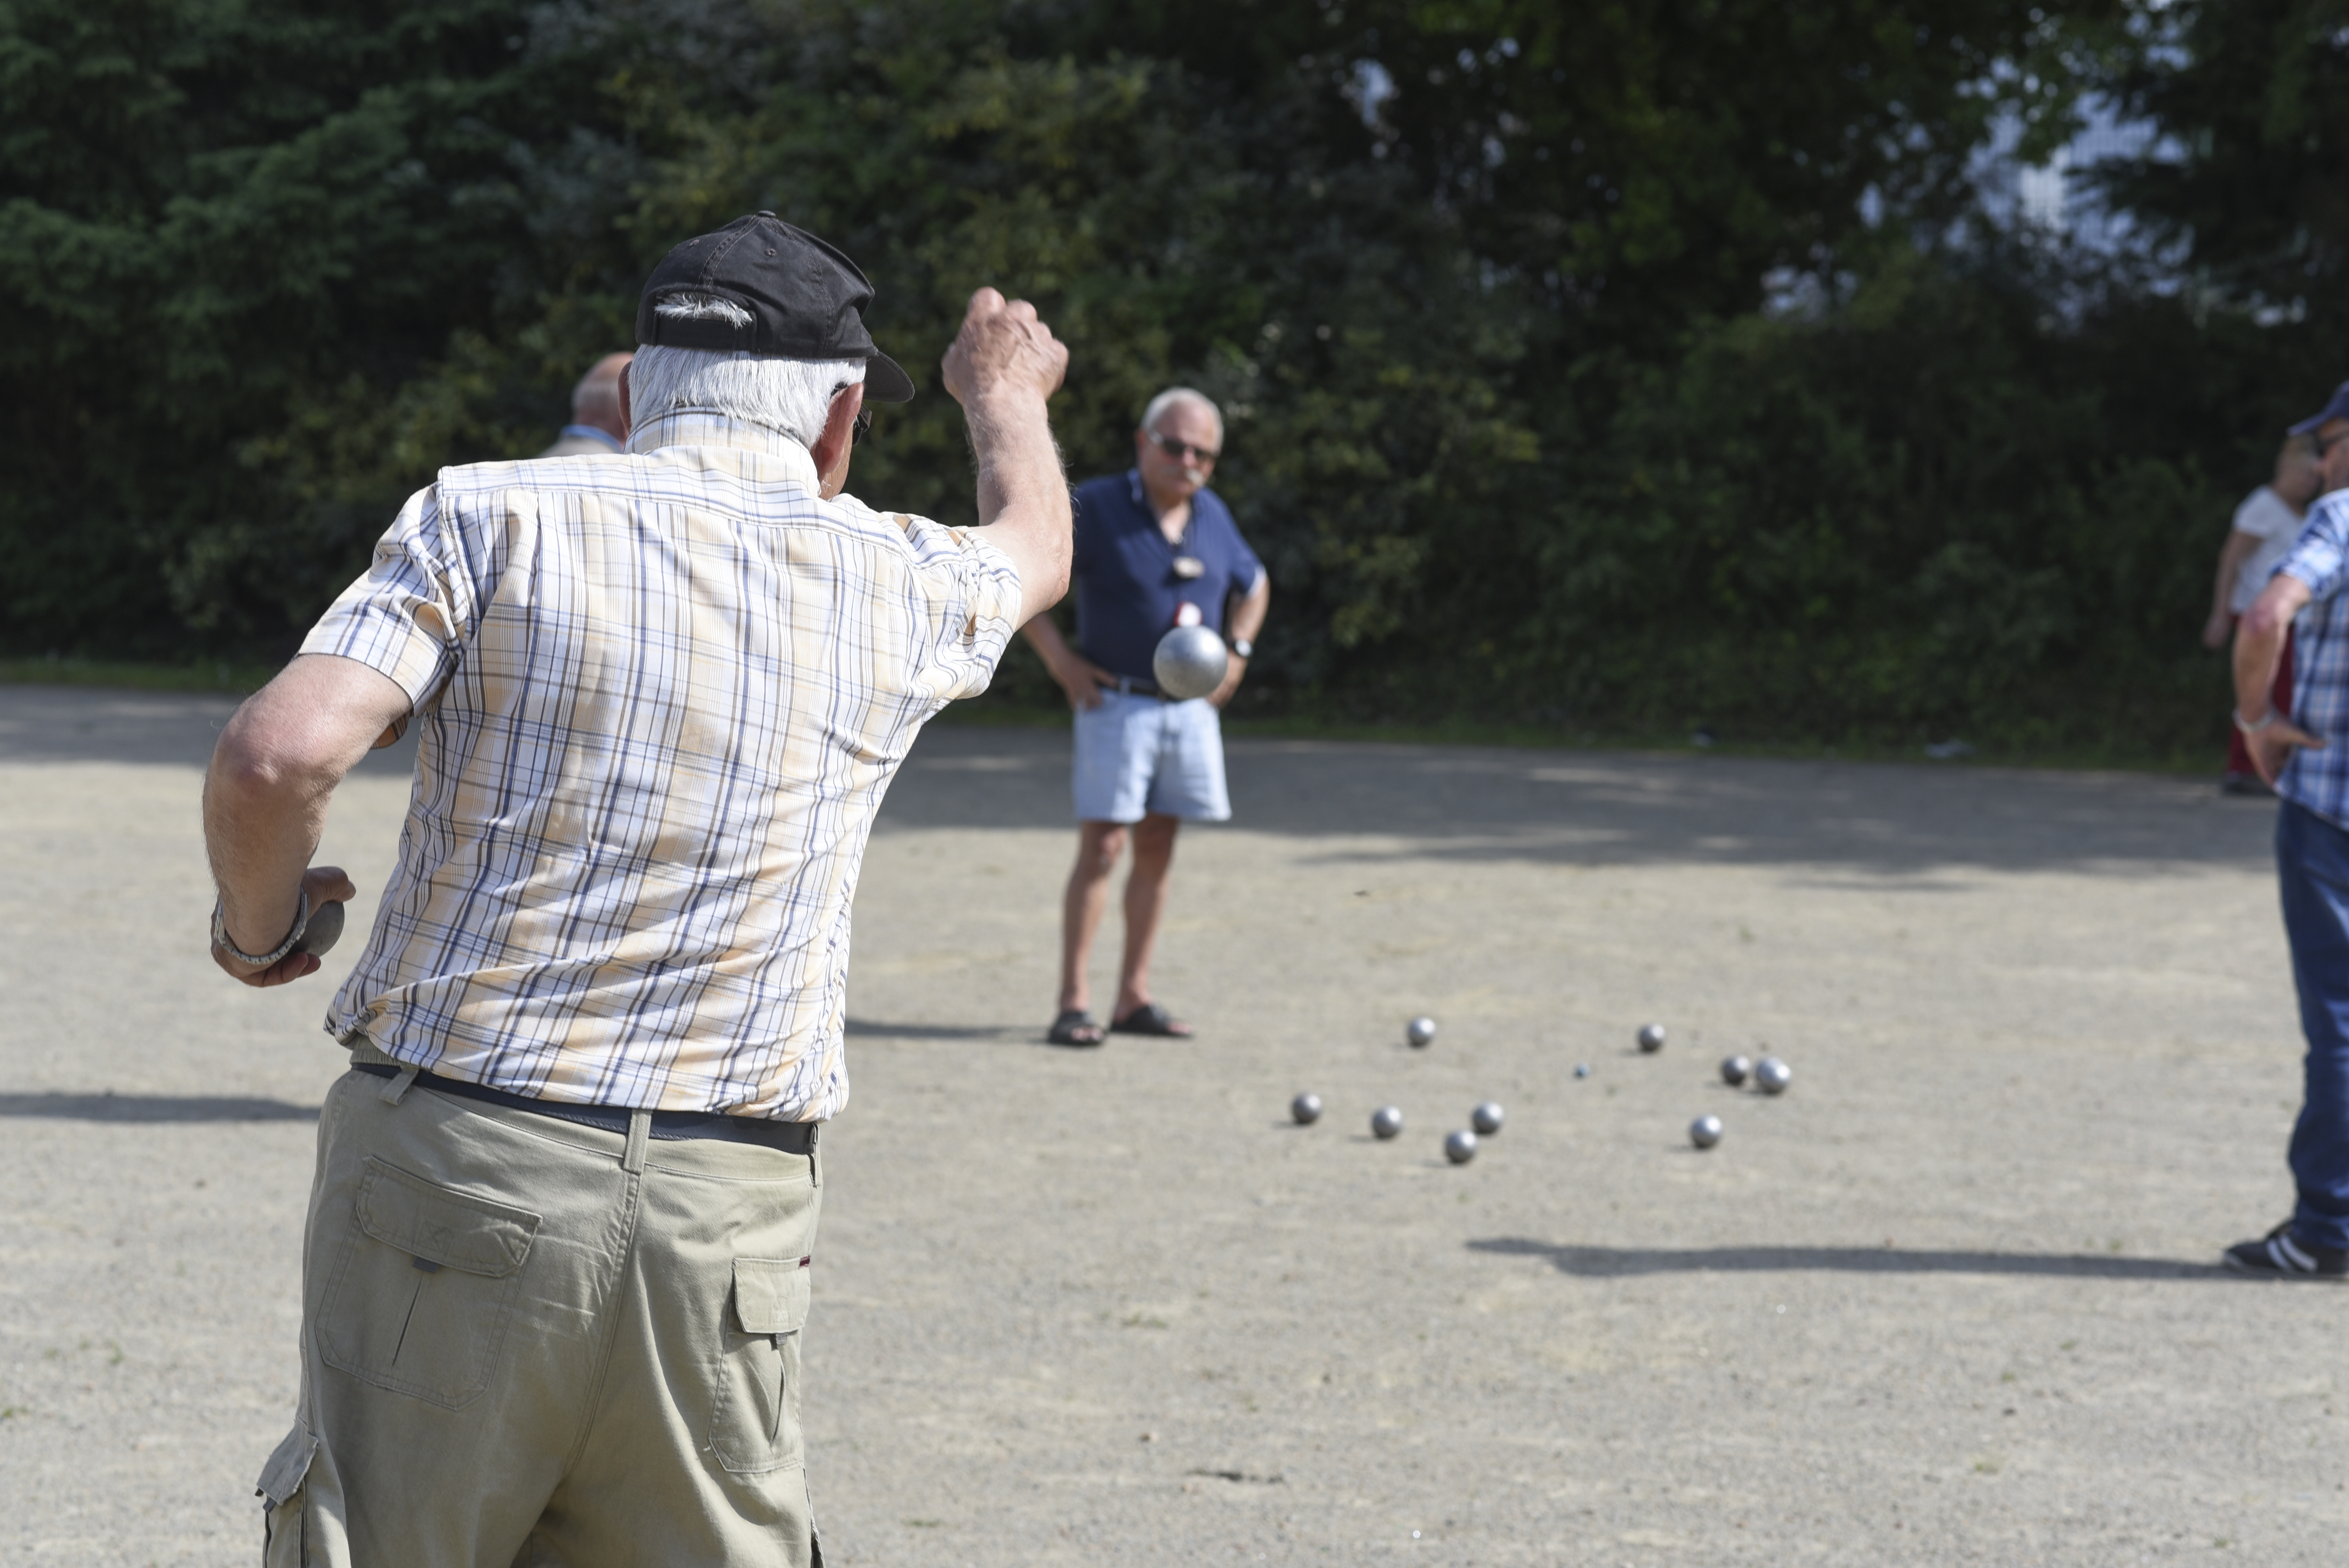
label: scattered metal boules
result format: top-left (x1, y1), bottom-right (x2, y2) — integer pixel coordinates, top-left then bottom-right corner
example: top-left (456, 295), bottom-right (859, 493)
top-left (1471, 1101), bottom-right (1504, 1135)
top-left (1690, 1114), bottom-right (1724, 1149)
top-left (1406, 1016), bottom-right (1437, 1048)
top-left (1755, 1056), bottom-right (1792, 1095)
top-left (1637, 1023), bottom-right (1667, 1053)
top-left (1444, 1129), bottom-right (1478, 1164)
top-left (1372, 1105), bottom-right (1404, 1140)
top-left (1290, 1092), bottom-right (1323, 1125)
top-left (1720, 1054), bottom-right (1752, 1087)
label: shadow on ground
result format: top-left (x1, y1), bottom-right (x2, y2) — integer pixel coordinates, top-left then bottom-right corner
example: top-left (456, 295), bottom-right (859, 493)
top-left (877, 725), bottom-right (2273, 877)
top-left (0, 1092), bottom-right (318, 1123)
top-left (843, 1017), bottom-right (1034, 1042)
top-left (1470, 1237), bottom-right (2221, 1281)
top-left (0, 686), bottom-right (2271, 877)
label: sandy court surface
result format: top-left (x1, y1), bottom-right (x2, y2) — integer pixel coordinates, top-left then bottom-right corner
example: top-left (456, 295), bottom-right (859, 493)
top-left (0, 683), bottom-right (2341, 1564)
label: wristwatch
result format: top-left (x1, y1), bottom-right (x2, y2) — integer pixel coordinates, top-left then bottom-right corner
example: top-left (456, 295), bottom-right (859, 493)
top-left (211, 888), bottom-right (310, 968)
top-left (1228, 637), bottom-right (1254, 659)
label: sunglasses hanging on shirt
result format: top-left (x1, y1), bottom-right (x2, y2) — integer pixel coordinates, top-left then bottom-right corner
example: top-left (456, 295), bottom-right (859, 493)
top-left (1171, 556), bottom-right (1205, 580)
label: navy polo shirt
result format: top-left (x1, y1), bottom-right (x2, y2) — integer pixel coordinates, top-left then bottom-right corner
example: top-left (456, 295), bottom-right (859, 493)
top-left (1071, 470), bottom-right (1264, 682)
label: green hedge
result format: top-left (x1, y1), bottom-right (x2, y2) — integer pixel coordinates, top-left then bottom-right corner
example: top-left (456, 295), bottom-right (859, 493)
top-left (0, 0), bottom-right (2325, 764)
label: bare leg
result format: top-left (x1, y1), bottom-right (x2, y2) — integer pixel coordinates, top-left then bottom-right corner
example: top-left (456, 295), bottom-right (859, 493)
top-left (1059, 821), bottom-right (1129, 1021)
top-left (1113, 813), bottom-right (1185, 1026)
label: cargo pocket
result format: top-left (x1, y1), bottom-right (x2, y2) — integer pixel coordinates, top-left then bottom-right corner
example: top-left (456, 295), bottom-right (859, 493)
top-left (257, 1422), bottom-right (317, 1567)
top-left (317, 1158), bottom-right (540, 1409)
top-left (710, 1257), bottom-right (811, 1474)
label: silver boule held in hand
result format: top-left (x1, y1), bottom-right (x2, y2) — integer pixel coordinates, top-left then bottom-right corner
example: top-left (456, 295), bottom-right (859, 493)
top-left (1151, 625), bottom-right (1229, 700)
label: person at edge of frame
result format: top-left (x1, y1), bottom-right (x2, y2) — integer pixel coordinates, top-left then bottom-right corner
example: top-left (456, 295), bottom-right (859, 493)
top-left (200, 212), bottom-right (1071, 1564)
top-left (2205, 432), bottom-right (2322, 794)
top-left (2227, 376), bottom-right (2349, 1281)
top-left (1018, 387), bottom-right (1271, 1046)
top-left (535, 351), bottom-right (634, 456)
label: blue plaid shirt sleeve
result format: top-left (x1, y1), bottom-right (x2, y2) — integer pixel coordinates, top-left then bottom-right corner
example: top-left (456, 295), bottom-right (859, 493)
top-left (2278, 495), bottom-right (2349, 603)
top-left (298, 482), bottom-right (479, 707)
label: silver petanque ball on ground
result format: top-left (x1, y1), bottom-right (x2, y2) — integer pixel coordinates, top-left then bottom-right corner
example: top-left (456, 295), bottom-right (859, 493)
top-left (1406, 1016), bottom-right (1437, 1048)
top-left (1720, 1054), bottom-right (1752, 1087)
top-left (1574, 1063), bottom-right (1591, 1078)
top-left (1755, 1056), bottom-right (1793, 1095)
top-left (1637, 1023), bottom-right (1667, 1053)
top-left (1470, 1101), bottom-right (1505, 1135)
top-left (1444, 1129), bottom-right (1478, 1164)
top-left (1690, 1114), bottom-right (1724, 1149)
top-left (1290, 1092), bottom-right (1323, 1126)
top-left (1371, 1105), bottom-right (1404, 1140)
top-left (1151, 625), bottom-right (1230, 700)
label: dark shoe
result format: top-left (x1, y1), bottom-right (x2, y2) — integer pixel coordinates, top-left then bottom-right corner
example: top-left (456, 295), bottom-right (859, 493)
top-left (2223, 1221), bottom-right (2349, 1279)
top-left (1109, 1002), bottom-right (1192, 1037)
top-left (1046, 1009), bottom-right (1105, 1047)
top-left (2221, 772), bottom-right (2273, 797)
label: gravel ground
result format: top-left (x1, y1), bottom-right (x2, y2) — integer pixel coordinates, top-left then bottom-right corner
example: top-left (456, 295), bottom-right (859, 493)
top-left (1, 684), bottom-right (2338, 1566)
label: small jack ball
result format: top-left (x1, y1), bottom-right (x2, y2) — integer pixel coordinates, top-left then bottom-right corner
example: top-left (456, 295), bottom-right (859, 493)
top-left (1720, 1054), bottom-right (1752, 1087)
top-left (1406, 1016), bottom-right (1437, 1048)
top-left (1470, 1101), bottom-right (1505, 1135)
top-left (1755, 1056), bottom-right (1792, 1095)
top-left (1444, 1129), bottom-right (1478, 1164)
top-left (1637, 1023), bottom-right (1667, 1053)
top-left (1371, 1105), bottom-right (1404, 1140)
top-left (1574, 1063), bottom-right (1591, 1078)
top-left (1690, 1114), bottom-right (1724, 1149)
top-left (1290, 1093), bottom-right (1323, 1125)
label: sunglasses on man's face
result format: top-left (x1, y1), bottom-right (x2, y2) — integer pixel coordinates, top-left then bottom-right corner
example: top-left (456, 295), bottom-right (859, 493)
top-left (852, 406), bottom-right (873, 447)
top-left (1146, 430), bottom-right (1219, 466)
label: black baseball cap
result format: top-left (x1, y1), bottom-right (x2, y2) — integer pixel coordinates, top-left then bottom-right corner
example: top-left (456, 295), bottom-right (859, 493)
top-left (634, 212), bottom-right (915, 403)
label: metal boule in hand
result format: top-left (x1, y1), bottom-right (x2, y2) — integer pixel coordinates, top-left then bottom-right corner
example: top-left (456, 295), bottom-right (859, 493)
top-left (1152, 625), bottom-right (1228, 700)
top-left (293, 900), bottom-right (346, 957)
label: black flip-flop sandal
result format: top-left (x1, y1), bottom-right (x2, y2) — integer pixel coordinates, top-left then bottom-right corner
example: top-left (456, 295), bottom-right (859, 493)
top-left (1047, 1009), bottom-right (1105, 1047)
top-left (1109, 1003), bottom-right (1193, 1038)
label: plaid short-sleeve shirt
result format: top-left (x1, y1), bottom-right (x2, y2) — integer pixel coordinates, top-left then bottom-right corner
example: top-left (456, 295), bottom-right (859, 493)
top-left (300, 411), bottom-right (1021, 1120)
top-left (2274, 491), bottom-right (2349, 829)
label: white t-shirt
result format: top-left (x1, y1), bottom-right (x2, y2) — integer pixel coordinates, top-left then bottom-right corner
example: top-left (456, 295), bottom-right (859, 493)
top-left (2231, 485), bottom-right (2309, 614)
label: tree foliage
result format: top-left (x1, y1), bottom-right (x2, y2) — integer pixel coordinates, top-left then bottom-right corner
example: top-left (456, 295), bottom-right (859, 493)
top-left (0, 0), bottom-right (2328, 756)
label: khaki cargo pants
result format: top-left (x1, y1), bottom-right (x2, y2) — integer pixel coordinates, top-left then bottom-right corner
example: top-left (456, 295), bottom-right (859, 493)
top-left (257, 1065), bottom-right (825, 1566)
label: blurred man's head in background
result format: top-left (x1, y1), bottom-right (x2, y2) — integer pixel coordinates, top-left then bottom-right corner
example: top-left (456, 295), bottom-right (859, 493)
top-left (573, 352), bottom-right (633, 442)
top-left (1133, 387), bottom-right (1223, 509)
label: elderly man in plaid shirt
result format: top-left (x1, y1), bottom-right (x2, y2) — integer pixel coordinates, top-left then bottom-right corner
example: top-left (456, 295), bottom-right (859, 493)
top-left (201, 214), bottom-right (1070, 1563)
top-left (2229, 378), bottom-right (2349, 1281)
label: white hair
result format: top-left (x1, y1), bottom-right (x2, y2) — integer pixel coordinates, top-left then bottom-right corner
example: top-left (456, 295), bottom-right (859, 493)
top-left (1140, 386), bottom-right (1223, 445)
top-left (629, 295), bottom-right (864, 448)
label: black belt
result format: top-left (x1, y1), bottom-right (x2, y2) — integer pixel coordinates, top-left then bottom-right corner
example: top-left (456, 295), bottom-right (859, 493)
top-left (353, 1064), bottom-right (817, 1153)
top-left (1094, 674), bottom-right (1174, 700)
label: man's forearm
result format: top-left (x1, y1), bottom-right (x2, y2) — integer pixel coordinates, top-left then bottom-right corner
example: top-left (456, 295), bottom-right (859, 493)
top-left (2235, 579), bottom-right (2309, 719)
top-left (1229, 579), bottom-right (1270, 644)
top-left (203, 753), bottom-right (334, 953)
top-left (967, 393), bottom-right (1073, 622)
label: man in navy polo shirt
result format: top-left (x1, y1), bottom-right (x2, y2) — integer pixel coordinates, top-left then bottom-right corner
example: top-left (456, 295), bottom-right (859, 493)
top-left (1021, 387), bottom-right (1270, 1045)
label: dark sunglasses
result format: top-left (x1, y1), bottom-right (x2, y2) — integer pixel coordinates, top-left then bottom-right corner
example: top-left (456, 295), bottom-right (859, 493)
top-left (1146, 429), bottom-right (1219, 465)
top-left (852, 406), bottom-right (873, 446)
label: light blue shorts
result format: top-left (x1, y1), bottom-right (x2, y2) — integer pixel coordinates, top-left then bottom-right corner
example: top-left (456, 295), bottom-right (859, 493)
top-left (1071, 690), bottom-right (1231, 823)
